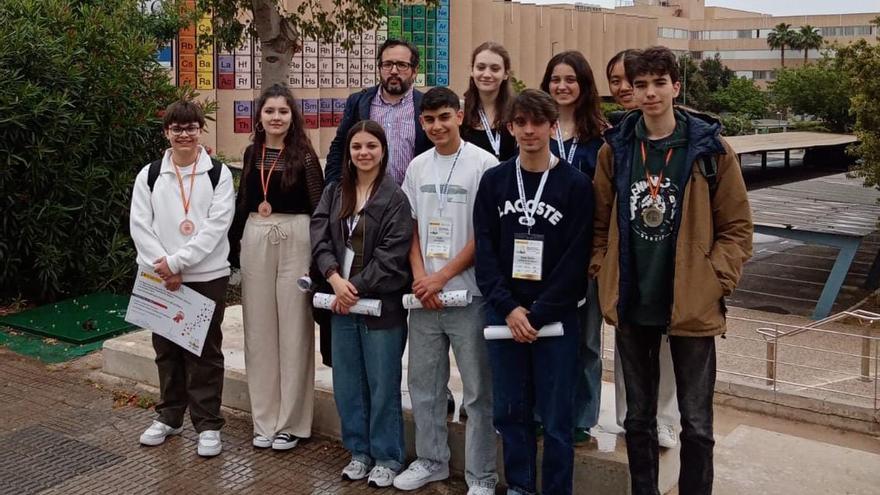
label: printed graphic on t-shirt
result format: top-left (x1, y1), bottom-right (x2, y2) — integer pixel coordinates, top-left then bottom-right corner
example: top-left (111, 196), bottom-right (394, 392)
top-left (629, 176), bottom-right (679, 242)
top-left (418, 183), bottom-right (468, 205)
top-left (498, 199), bottom-right (564, 226)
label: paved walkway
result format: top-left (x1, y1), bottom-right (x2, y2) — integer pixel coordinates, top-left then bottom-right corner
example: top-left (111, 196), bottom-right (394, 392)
top-left (4, 342), bottom-right (880, 494)
top-left (0, 348), bottom-right (465, 495)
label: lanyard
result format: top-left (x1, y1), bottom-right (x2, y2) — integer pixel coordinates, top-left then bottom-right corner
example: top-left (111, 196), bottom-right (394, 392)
top-left (478, 107), bottom-right (501, 158)
top-left (554, 124), bottom-right (579, 167)
top-left (515, 156), bottom-right (553, 235)
top-left (259, 145), bottom-right (284, 201)
top-left (432, 142), bottom-right (464, 216)
top-left (172, 153), bottom-right (198, 218)
top-left (345, 194), bottom-right (370, 244)
top-left (640, 142), bottom-right (674, 201)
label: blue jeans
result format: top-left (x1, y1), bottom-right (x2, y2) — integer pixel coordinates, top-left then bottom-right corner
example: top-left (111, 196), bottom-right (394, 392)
top-left (574, 278), bottom-right (603, 429)
top-left (331, 314), bottom-right (406, 471)
top-left (616, 325), bottom-right (716, 495)
top-left (485, 307), bottom-right (580, 495)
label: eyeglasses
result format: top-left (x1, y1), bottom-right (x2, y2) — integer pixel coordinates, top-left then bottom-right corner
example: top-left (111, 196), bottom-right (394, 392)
top-left (379, 60), bottom-right (414, 72)
top-left (168, 125), bottom-right (201, 136)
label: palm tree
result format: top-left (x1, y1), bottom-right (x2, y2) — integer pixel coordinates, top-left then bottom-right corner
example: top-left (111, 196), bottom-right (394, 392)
top-left (767, 23), bottom-right (796, 67)
top-left (794, 25), bottom-right (824, 64)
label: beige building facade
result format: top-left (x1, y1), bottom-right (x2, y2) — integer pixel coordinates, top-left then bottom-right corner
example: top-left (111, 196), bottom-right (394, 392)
top-left (187, 0), bottom-right (878, 159)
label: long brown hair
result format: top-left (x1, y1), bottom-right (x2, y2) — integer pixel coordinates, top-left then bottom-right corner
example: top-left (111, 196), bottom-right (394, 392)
top-left (338, 120), bottom-right (388, 221)
top-left (540, 50), bottom-right (607, 140)
top-left (248, 83), bottom-right (317, 190)
top-left (463, 42), bottom-right (513, 130)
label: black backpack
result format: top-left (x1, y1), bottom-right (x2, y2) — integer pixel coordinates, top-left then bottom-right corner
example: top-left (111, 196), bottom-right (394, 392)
top-left (146, 158), bottom-right (223, 192)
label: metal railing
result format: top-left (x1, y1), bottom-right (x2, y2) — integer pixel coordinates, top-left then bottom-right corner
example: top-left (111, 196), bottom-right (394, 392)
top-left (723, 310), bottom-right (880, 411)
top-left (601, 310), bottom-right (880, 412)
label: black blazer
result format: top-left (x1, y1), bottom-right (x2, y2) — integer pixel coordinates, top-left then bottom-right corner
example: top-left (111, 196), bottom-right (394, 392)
top-left (324, 85), bottom-right (431, 184)
top-left (309, 174), bottom-right (413, 329)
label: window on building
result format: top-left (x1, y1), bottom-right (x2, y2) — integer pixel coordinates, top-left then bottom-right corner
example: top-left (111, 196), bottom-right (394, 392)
top-left (658, 27), bottom-right (689, 39)
top-left (819, 25), bottom-right (875, 37)
top-left (702, 49), bottom-right (823, 61)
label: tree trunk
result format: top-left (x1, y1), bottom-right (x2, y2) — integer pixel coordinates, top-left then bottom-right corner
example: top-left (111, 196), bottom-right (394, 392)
top-left (252, 0), bottom-right (298, 88)
top-left (781, 46), bottom-right (785, 67)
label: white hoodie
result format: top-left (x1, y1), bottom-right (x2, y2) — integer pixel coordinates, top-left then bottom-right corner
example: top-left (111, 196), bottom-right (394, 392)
top-left (130, 146), bottom-right (234, 282)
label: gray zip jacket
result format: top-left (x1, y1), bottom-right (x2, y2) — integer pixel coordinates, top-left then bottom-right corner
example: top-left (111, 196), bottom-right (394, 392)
top-left (310, 174), bottom-right (413, 329)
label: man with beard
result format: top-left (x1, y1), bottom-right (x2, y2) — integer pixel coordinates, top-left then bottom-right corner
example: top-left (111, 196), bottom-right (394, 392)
top-left (326, 39), bottom-right (431, 185)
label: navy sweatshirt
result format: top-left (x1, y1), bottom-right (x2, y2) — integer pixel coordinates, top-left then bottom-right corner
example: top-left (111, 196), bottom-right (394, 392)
top-left (474, 156), bottom-right (594, 329)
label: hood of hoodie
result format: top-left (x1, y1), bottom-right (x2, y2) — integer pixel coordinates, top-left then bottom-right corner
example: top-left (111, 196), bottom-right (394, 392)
top-left (604, 106), bottom-right (726, 162)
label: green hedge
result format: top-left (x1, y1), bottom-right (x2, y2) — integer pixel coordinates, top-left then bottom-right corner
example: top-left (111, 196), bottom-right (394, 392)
top-left (0, 0), bottom-right (179, 301)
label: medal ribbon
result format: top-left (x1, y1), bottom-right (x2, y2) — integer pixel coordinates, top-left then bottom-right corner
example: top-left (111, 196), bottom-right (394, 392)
top-left (515, 155), bottom-right (554, 235)
top-left (640, 142), bottom-right (673, 202)
top-left (431, 142), bottom-right (465, 217)
top-left (554, 124), bottom-right (579, 167)
top-left (478, 107), bottom-right (501, 157)
top-left (172, 152), bottom-right (199, 219)
top-left (260, 145), bottom-right (285, 203)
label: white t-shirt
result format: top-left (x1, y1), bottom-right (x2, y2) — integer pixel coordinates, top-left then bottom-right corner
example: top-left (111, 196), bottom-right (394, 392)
top-left (403, 141), bottom-right (499, 296)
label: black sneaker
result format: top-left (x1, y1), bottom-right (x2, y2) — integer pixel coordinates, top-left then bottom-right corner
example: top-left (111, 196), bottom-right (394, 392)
top-left (271, 432), bottom-right (299, 451)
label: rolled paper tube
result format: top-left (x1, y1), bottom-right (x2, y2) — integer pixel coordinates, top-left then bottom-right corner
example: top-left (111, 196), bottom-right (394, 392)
top-left (296, 276), bottom-right (314, 293)
top-left (312, 292), bottom-right (382, 316)
top-left (482, 322), bottom-right (564, 340)
top-left (402, 290), bottom-right (472, 309)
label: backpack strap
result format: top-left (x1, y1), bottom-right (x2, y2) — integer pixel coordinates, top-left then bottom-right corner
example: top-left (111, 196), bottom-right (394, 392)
top-left (147, 158), bottom-right (223, 192)
top-left (699, 155), bottom-right (719, 197)
top-left (147, 159), bottom-right (162, 193)
top-left (208, 158), bottom-right (223, 189)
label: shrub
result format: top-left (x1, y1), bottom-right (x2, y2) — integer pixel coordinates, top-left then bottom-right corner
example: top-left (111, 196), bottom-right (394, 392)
top-left (720, 114), bottom-right (755, 136)
top-left (835, 20), bottom-right (880, 189)
top-left (0, 0), bottom-right (180, 301)
top-left (770, 56), bottom-right (853, 132)
top-left (709, 77), bottom-right (767, 119)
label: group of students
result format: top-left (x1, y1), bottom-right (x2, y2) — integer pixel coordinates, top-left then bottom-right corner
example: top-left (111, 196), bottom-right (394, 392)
top-left (131, 38), bottom-right (753, 495)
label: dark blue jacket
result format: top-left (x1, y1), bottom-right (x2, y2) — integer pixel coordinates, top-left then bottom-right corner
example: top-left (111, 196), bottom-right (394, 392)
top-left (601, 108), bottom-right (727, 324)
top-left (324, 86), bottom-right (431, 184)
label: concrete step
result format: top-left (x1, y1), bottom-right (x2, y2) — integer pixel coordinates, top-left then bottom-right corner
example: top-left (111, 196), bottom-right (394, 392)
top-left (715, 425), bottom-right (880, 495)
top-left (102, 305), bottom-right (679, 494)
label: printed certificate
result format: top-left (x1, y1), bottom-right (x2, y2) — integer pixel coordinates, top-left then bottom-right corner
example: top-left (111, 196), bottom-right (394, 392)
top-left (124, 268), bottom-right (216, 356)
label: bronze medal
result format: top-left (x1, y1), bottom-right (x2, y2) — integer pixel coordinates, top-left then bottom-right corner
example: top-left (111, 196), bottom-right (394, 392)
top-left (259, 145), bottom-right (284, 218)
top-left (172, 154), bottom-right (199, 237)
top-left (642, 204), bottom-right (664, 228)
top-left (179, 218), bottom-right (196, 235)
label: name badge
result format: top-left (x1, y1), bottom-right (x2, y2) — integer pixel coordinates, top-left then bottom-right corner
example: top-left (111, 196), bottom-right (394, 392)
top-left (512, 233), bottom-right (544, 281)
top-left (425, 217), bottom-right (453, 259)
top-left (341, 247), bottom-right (355, 279)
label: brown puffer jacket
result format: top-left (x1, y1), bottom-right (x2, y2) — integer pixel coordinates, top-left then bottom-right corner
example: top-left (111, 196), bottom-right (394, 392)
top-left (590, 108), bottom-right (753, 337)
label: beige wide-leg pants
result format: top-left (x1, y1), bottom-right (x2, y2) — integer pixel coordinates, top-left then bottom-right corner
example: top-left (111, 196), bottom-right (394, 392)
top-left (241, 213), bottom-right (315, 438)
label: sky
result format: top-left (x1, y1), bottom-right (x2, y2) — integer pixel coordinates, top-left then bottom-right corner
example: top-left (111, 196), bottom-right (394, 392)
top-left (520, 0), bottom-right (880, 16)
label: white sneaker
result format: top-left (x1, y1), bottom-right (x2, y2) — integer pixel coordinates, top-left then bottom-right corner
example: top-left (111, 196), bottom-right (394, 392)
top-left (252, 434), bottom-right (272, 449)
top-left (392, 459), bottom-right (449, 490)
top-left (271, 432), bottom-right (299, 451)
top-left (341, 459), bottom-right (371, 481)
top-left (467, 485), bottom-right (496, 495)
top-left (368, 465), bottom-right (397, 488)
top-left (197, 430), bottom-right (222, 457)
top-left (139, 420), bottom-right (182, 446)
top-left (658, 423), bottom-right (678, 449)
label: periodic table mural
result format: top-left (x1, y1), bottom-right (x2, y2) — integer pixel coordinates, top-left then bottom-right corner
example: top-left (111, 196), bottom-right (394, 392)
top-left (172, 1), bottom-right (451, 135)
